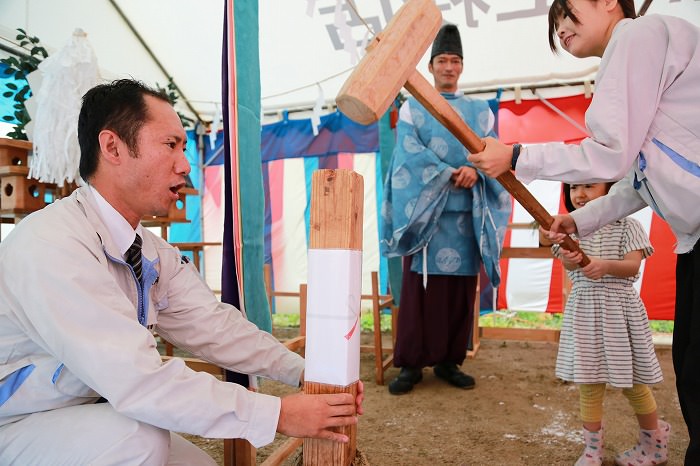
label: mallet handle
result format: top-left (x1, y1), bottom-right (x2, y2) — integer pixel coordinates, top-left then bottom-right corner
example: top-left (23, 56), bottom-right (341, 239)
top-left (404, 71), bottom-right (590, 266)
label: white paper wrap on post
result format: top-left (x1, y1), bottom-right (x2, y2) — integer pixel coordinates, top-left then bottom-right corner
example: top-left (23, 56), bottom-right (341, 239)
top-left (304, 248), bottom-right (362, 386)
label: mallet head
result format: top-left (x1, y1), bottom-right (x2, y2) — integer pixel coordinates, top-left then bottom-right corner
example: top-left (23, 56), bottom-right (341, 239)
top-left (335, 0), bottom-right (442, 125)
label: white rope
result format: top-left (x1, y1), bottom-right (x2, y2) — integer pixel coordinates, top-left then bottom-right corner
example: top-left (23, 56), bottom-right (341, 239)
top-left (422, 246), bottom-right (428, 290)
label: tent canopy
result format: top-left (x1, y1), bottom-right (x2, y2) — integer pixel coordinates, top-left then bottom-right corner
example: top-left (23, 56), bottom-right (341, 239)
top-left (2, 0), bottom-right (697, 126)
top-left (0, 0), bottom-right (224, 126)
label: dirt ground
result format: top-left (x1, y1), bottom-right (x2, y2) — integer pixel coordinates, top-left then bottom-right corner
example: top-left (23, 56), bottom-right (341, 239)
top-left (186, 332), bottom-right (686, 466)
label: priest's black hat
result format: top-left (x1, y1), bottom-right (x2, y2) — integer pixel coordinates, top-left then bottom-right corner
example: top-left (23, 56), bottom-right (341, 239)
top-left (430, 24), bottom-right (463, 59)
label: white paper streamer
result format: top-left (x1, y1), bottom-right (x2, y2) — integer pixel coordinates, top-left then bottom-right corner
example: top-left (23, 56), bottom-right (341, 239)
top-left (310, 84), bottom-right (325, 136)
top-left (29, 29), bottom-right (100, 186)
top-left (209, 103), bottom-right (221, 150)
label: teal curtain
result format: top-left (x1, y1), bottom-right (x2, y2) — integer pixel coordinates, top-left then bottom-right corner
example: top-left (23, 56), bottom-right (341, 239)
top-left (379, 106), bottom-right (403, 306)
top-left (234, 0), bottom-right (270, 331)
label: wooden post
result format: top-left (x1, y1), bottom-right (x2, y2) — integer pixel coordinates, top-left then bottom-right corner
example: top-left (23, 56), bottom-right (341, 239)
top-left (223, 438), bottom-right (256, 466)
top-left (303, 169), bottom-right (363, 466)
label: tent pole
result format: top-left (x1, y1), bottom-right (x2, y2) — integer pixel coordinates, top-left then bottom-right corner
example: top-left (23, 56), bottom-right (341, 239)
top-left (107, 0), bottom-right (204, 125)
top-left (0, 42), bottom-right (31, 61)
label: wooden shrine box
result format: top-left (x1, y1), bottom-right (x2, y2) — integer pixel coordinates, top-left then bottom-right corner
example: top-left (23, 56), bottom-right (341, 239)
top-left (142, 187), bottom-right (199, 240)
top-left (0, 165), bottom-right (47, 212)
top-left (0, 138), bottom-right (31, 168)
top-left (167, 186), bottom-right (198, 221)
top-left (0, 139), bottom-right (47, 213)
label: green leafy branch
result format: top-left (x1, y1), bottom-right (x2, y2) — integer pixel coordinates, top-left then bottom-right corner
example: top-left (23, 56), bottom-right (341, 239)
top-left (156, 77), bottom-right (195, 129)
top-left (1, 28), bottom-right (49, 140)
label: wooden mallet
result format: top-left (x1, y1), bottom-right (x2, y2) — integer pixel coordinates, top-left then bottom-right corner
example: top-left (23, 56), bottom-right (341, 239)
top-left (336, 0), bottom-right (589, 265)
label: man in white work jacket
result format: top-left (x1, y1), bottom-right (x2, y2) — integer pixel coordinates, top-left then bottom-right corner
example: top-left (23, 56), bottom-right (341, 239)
top-left (0, 79), bottom-right (363, 464)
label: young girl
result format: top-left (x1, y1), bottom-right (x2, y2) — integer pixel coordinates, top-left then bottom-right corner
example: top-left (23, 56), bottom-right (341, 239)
top-left (468, 1), bottom-right (699, 461)
top-left (549, 182), bottom-right (670, 466)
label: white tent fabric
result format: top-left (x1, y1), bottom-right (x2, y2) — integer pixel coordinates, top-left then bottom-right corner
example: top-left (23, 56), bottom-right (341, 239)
top-left (0, 0), bottom-right (224, 124)
top-left (2, 0), bottom-right (698, 124)
top-left (260, 0), bottom-right (700, 111)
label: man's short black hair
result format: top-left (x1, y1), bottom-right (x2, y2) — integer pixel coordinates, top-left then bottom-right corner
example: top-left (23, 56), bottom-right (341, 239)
top-left (78, 79), bottom-right (170, 181)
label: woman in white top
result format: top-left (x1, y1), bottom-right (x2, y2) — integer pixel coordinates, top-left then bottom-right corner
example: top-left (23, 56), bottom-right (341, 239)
top-left (468, 1), bottom-right (699, 463)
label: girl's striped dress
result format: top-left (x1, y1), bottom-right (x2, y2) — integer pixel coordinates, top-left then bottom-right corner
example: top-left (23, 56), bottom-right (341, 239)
top-left (554, 217), bottom-right (663, 387)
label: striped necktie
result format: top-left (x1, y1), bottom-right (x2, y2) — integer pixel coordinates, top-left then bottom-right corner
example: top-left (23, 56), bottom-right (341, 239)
top-left (125, 234), bottom-right (143, 282)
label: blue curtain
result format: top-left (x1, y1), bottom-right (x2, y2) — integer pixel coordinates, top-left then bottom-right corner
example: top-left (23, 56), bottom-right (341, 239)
top-left (261, 110), bottom-right (378, 162)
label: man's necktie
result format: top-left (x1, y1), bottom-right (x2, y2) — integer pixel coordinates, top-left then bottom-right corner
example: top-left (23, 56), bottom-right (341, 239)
top-left (125, 234), bottom-right (143, 282)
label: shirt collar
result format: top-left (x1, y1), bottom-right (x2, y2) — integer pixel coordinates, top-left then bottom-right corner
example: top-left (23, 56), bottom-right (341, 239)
top-left (441, 90), bottom-right (461, 100)
top-left (88, 185), bottom-right (144, 257)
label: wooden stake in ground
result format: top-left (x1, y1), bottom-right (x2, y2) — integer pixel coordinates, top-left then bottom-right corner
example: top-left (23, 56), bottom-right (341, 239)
top-left (303, 169), bottom-right (364, 466)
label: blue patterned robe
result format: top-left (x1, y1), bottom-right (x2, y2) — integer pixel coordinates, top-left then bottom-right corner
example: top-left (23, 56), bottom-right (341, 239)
top-left (380, 93), bottom-right (511, 285)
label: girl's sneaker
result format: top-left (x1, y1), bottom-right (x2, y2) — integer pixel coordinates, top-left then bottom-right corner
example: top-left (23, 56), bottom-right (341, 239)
top-left (576, 426), bottom-right (604, 466)
top-left (614, 420), bottom-right (671, 466)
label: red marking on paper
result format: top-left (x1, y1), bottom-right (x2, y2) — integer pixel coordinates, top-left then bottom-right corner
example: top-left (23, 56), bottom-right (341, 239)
top-left (344, 315), bottom-right (359, 340)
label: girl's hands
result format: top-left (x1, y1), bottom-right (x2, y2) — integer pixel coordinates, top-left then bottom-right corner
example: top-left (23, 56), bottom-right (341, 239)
top-left (579, 258), bottom-right (608, 280)
top-left (560, 248), bottom-right (608, 279)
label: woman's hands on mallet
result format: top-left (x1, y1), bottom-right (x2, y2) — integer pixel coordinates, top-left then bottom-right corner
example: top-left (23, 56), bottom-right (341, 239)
top-left (467, 137), bottom-right (514, 178)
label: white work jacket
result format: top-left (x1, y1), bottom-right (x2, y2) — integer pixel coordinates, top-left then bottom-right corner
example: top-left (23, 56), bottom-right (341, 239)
top-left (0, 187), bottom-right (304, 447)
